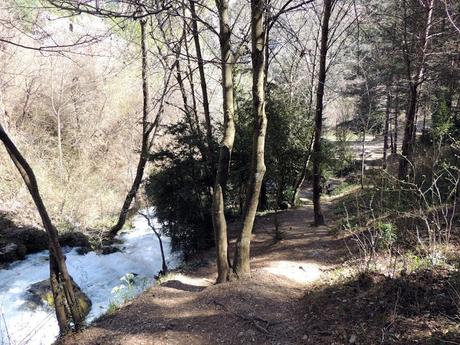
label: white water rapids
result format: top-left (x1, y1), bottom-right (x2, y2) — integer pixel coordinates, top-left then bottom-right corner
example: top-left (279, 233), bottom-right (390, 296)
top-left (0, 212), bottom-right (180, 345)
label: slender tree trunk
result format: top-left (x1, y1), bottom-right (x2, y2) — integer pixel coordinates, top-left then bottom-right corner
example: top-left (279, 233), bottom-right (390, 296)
top-left (140, 212), bottom-right (168, 275)
top-left (233, 0), bottom-right (267, 279)
top-left (56, 111), bottom-right (63, 171)
top-left (189, 0), bottom-right (215, 178)
top-left (398, 0), bottom-right (434, 179)
top-left (213, 0), bottom-right (236, 283)
top-left (312, 0), bottom-right (333, 226)
top-left (0, 124), bottom-right (83, 334)
top-left (383, 86), bottom-right (391, 169)
top-left (360, 122), bottom-right (367, 189)
top-left (183, 13), bottom-right (202, 134)
top-left (111, 19), bottom-right (151, 236)
top-left (399, 83), bottom-right (418, 179)
top-left (291, 133), bottom-right (315, 206)
top-left (392, 93), bottom-right (399, 154)
top-left (292, 25), bottom-right (320, 207)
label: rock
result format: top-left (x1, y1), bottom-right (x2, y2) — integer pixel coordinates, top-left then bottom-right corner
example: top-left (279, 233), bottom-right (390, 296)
top-left (279, 201), bottom-right (291, 210)
top-left (58, 231), bottom-right (91, 249)
top-left (101, 246), bottom-right (121, 255)
top-left (26, 278), bottom-right (92, 318)
top-left (18, 227), bottom-right (49, 253)
top-left (0, 243), bottom-right (27, 263)
top-left (76, 247), bottom-right (90, 255)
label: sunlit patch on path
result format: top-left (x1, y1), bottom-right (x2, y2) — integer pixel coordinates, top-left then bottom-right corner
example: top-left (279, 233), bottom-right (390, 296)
top-left (262, 260), bottom-right (322, 284)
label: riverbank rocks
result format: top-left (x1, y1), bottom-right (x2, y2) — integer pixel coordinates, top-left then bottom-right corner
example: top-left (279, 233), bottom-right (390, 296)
top-left (0, 243), bottom-right (27, 263)
top-left (0, 225), bottom-right (93, 264)
top-left (59, 231), bottom-right (91, 249)
top-left (26, 278), bottom-right (92, 318)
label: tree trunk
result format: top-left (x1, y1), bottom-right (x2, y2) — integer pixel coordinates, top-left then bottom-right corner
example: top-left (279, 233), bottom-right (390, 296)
top-left (398, 0), bottom-right (434, 179)
top-left (399, 83), bottom-right (417, 179)
top-left (0, 124), bottom-right (83, 334)
top-left (110, 18), bottom-right (151, 236)
top-left (233, 0), bottom-right (267, 279)
top-left (360, 122), bottom-right (367, 189)
top-left (139, 212), bottom-right (168, 275)
top-left (383, 86), bottom-right (391, 169)
top-left (291, 133), bottom-right (314, 206)
top-left (189, 0), bottom-right (215, 179)
top-left (392, 93), bottom-right (399, 154)
top-left (312, 0), bottom-right (333, 226)
top-left (213, 0), bottom-right (236, 283)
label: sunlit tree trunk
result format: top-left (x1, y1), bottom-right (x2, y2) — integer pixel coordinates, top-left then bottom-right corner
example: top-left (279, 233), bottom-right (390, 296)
top-left (312, 0), bottom-right (333, 226)
top-left (213, 0), bottom-right (236, 283)
top-left (233, 0), bottom-right (267, 279)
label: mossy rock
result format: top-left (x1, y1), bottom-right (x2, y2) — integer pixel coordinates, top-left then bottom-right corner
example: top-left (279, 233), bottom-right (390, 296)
top-left (26, 278), bottom-right (92, 318)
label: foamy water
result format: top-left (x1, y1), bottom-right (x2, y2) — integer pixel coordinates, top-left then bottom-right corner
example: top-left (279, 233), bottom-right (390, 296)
top-left (0, 211), bottom-right (180, 345)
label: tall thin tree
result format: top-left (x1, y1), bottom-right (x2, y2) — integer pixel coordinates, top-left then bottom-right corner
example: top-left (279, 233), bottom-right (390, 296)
top-left (233, 0), bottom-right (268, 278)
top-left (213, 0), bottom-right (236, 283)
top-left (0, 124), bottom-right (83, 334)
top-left (110, 18), bottom-right (152, 236)
top-left (312, 0), bottom-right (333, 226)
top-left (398, 0), bottom-right (434, 179)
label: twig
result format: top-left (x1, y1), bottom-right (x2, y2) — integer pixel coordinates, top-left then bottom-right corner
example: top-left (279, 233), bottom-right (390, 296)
top-left (212, 300), bottom-right (273, 335)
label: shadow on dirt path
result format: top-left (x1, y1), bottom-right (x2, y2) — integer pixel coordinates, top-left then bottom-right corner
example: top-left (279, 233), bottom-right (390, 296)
top-left (59, 186), bottom-right (350, 345)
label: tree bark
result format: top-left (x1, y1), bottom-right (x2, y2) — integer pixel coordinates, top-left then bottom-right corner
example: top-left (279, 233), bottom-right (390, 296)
top-left (0, 124), bottom-right (83, 334)
top-left (110, 18), bottom-right (152, 236)
top-left (213, 0), bottom-right (236, 283)
top-left (360, 121), bottom-right (367, 189)
top-left (189, 0), bottom-right (215, 179)
top-left (398, 0), bottom-right (434, 179)
top-left (312, 0), bottom-right (333, 226)
top-left (233, 0), bottom-right (268, 279)
top-left (139, 212), bottom-right (168, 275)
top-left (392, 93), bottom-right (399, 154)
top-left (291, 133), bottom-right (314, 206)
top-left (383, 85), bottom-right (391, 169)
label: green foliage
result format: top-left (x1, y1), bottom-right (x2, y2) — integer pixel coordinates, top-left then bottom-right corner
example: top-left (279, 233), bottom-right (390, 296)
top-left (375, 222), bottom-right (397, 250)
top-left (109, 273), bottom-right (149, 310)
top-left (145, 121), bottom-right (214, 258)
top-left (433, 96), bottom-right (454, 140)
top-left (233, 82), bottom-right (313, 209)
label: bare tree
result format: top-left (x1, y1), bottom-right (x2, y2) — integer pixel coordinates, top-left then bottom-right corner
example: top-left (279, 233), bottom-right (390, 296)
top-left (398, 0), bottom-right (435, 179)
top-left (212, 0), bottom-right (236, 283)
top-left (138, 210), bottom-right (168, 275)
top-left (312, 0), bottom-right (334, 226)
top-left (233, 0), bottom-right (268, 278)
top-left (0, 124), bottom-right (83, 334)
top-left (110, 18), bottom-right (153, 236)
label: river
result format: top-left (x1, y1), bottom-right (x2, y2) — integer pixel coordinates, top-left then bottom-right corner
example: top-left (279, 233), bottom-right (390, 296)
top-left (0, 211), bottom-right (180, 345)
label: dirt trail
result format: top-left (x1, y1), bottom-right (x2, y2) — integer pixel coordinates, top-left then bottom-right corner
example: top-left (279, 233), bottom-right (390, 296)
top-left (59, 192), bottom-right (349, 345)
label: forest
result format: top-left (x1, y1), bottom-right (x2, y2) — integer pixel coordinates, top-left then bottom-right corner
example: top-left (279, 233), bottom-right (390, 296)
top-left (0, 0), bottom-right (459, 344)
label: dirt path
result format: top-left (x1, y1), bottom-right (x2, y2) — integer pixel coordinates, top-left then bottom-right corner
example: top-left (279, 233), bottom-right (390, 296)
top-left (59, 192), bottom-right (349, 345)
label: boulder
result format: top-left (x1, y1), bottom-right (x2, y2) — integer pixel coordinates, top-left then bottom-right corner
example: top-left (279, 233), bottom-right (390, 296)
top-left (58, 231), bottom-right (91, 250)
top-left (0, 243), bottom-right (27, 263)
top-left (17, 227), bottom-right (49, 253)
top-left (100, 246), bottom-right (121, 255)
top-left (26, 278), bottom-right (92, 318)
